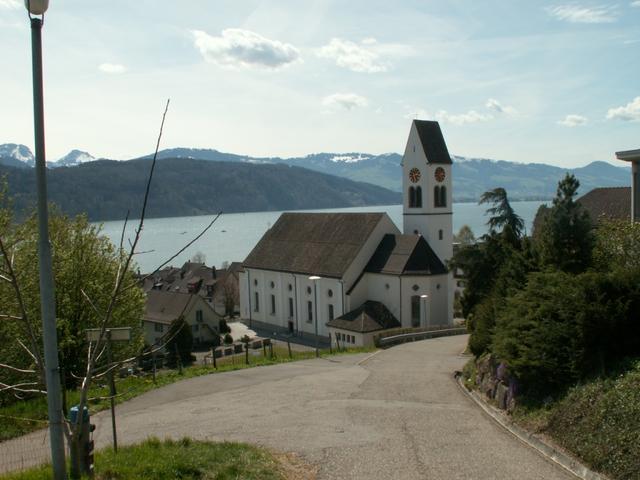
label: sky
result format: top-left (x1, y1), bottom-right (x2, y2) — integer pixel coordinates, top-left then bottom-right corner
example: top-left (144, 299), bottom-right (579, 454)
top-left (0, 0), bottom-right (639, 167)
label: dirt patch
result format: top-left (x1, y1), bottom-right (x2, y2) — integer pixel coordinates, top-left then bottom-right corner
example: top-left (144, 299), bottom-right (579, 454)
top-left (273, 451), bottom-right (318, 480)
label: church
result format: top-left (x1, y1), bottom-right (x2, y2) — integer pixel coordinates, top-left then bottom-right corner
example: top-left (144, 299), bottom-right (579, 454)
top-left (239, 120), bottom-right (454, 346)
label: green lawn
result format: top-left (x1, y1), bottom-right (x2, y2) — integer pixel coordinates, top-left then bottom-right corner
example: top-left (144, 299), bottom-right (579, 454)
top-left (0, 345), bottom-right (375, 442)
top-left (0, 438), bottom-right (288, 480)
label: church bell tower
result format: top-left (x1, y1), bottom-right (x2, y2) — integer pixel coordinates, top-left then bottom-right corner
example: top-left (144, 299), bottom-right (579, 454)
top-left (401, 120), bottom-right (453, 267)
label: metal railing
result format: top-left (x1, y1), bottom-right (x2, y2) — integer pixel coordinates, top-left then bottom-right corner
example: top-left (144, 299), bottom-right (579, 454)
top-left (376, 327), bottom-right (467, 348)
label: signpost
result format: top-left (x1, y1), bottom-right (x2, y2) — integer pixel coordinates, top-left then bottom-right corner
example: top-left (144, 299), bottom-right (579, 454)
top-left (85, 327), bottom-right (131, 452)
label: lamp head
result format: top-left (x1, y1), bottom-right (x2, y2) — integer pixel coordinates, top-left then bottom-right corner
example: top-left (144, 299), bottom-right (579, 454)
top-left (25, 0), bottom-right (49, 15)
top-left (308, 276), bottom-right (321, 281)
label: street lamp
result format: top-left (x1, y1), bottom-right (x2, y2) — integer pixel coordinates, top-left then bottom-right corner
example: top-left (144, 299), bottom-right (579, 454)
top-left (309, 276), bottom-right (321, 357)
top-left (420, 294), bottom-right (429, 329)
top-left (25, 2), bottom-right (66, 479)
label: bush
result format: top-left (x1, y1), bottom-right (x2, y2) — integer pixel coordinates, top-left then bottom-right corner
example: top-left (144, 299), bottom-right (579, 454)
top-left (223, 333), bottom-right (234, 345)
top-left (218, 319), bottom-right (231, 334)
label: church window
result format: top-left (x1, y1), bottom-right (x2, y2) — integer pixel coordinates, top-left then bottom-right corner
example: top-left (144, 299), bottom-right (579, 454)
top-left (254, 292), bottom-right (259, 312)
top-left (415, 186), bottom-right (422, 208)
top-left (288, 283), bottom-right (292, 291)
top-left (408, 186), bottom-right (416, 208)
top-left (307, 286), bottom-right (312, 295)
top-left (411, 296), bottom-right (420, 327)
top-left (439, 229), bottom-right (443, 240)
top-left (413, 145), bottom-right (415, 153)
top-left (327, 289), bottom-right (333, 298)
top-left (307, 301), bottom-right (313, 323)
top-left (440, 186), bottom-right (447, 207)
top-left (270, 281), bottom-right (275, 288)
top-left (436, 284), bottom-right (441, 290)
top-left (434, 186), bottom-right (441, 207)
top-left (412, 284), bottom-right (419, 291)
top-left (288, 298), bottom-right (294, 318)
top-left (254, 279), bottom-right (258, 286)
top-left (413, 230), bottom-right (419, 235)
top-left (270, 295), bottom-right (276, 315)
top-left (328, 304), bottom-right (334, 320)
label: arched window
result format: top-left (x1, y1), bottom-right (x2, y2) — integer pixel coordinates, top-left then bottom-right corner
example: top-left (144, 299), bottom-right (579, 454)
top-left (415, 186), bottom-right (422, 208)
top-left (408, 186), bottom-right (416, 208)
top-left (439, 229), bottom-right (443, 240)
top-left (434, 186), bottom-right (441, 207)
top-left (440, 186), bottom-right (447, 207)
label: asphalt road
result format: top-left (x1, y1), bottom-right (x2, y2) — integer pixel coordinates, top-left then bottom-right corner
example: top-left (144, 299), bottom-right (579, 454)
top-left (1, 335), bottom-right (574, 479)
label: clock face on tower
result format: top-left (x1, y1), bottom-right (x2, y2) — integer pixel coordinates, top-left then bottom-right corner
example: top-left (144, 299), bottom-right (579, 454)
top-left (434, 167), bottom-right (446, 183)
top-left (409, 168), bottom-right (421, 183)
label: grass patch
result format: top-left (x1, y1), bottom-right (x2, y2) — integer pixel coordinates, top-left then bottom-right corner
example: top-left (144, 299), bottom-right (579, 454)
top-left (0, 345), bottom-right (374, 442)
top-left (0, 437), bottom-right (288, 480)
top-left (512, 358), bottom-right (640, 479)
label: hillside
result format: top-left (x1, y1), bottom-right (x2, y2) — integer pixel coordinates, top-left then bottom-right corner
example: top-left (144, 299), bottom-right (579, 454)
top-left (0, 158), bottom-right (400, 222)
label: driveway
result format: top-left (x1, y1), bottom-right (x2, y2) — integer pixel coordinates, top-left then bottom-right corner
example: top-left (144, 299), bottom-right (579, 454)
top-left (1, 335), bottom-right (574, 479)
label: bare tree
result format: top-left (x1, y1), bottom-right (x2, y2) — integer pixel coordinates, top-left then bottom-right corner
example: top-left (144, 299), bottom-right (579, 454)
top-left (0, 100), bottom-right (222, 478)
top-left (222, 276), bottom-right (240, 317)
top-left (191, 251), bottom-right (206, 264)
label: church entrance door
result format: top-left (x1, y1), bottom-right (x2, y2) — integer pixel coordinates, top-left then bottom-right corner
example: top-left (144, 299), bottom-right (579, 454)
top-left (411, 296), bottom-right (420, 327)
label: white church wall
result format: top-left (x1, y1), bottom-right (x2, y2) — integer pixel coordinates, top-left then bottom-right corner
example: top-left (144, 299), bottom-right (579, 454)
top-left (399, 274), bottom-right (449, 328)
top-left (365, 273), bottom-right (402, 321)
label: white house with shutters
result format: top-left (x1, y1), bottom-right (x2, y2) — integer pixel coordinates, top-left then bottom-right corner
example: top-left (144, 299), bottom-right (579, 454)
top-left (239, 120), bottom-right (454, 346)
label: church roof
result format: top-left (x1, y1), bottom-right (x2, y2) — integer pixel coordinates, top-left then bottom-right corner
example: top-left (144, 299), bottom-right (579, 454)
top-left (243, 212), bottom-right (386, 278)
top-left (327, 300), bottom-right (401, 333)
top-left (414, 120), bottom-right (452, 164)
top-left (365, 234), bottom-right (447, 276)
top-left (577, 187), bottom-right (630, 222)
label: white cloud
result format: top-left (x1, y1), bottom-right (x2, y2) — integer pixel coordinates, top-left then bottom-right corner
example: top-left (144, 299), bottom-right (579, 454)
top-left (322, 93), bottom-right (369, 110)
top-left (546, 4), bottom-right (617, 23)
top-left (558, 114), bottom-right (588, 126)
top-left (606, 97), bottom-right (640, 121)
top-left (0, 0), bottom-right (20, 9)
top-left (317, 38), bottom-right (387, 73)
top-left (192, 29), bottom-right (300, 70)
top-left (435, 110), bottom-right (493, 125)
top-left (632, 1), bottom-right (640, 6)
top-left (98, 63), bottom-right (126, 74)
top-left (486, 98), bottom-right (517, 116)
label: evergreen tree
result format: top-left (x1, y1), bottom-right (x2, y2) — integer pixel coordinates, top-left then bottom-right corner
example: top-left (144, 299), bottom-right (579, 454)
top-left (536, 174), bottom-right (593, 273)
top-left (479, 187), bottom-right (525, 243)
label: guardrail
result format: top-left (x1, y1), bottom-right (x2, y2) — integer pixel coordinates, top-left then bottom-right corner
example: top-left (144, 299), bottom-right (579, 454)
top-left (376, 327), bottom-right (467, 348)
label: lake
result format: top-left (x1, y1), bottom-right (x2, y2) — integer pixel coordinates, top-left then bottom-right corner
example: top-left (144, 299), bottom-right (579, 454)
top-left (97, 201), bottom-right (545, 273)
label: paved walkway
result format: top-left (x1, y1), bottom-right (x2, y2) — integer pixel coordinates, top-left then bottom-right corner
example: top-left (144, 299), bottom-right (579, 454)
top-left (1, 336), bottom-right (574, 479)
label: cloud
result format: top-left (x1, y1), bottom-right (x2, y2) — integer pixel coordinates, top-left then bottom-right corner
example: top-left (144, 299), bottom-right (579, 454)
top-left (546, 4), bottom-right (618, 23)
top-left (558, 114), bottom-right (588, 126)
top-left (0, 0), bottom-right (20, 9)
top-left (435, 110), bottom-right (493, 125)
top-left (192, 29), bottom-right (300, 70)
top-left (606, 97), bottom-right (640, 121)
top-left (486, 98), bottom-right (517, 116)
top-left (317, 38), bottom-right (387, 73)
top-left (99, 63), bottom-right (126, 74)
top-left (632, 1), bottom-right (640, 6)
top-left (322, 93), bottom-right (369, 110)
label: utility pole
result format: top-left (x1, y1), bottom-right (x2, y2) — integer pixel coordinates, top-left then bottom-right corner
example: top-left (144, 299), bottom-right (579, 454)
top-left (27, 4), bottom-right (67, 478)
top-left (106, 330), bottom-right (118, 452)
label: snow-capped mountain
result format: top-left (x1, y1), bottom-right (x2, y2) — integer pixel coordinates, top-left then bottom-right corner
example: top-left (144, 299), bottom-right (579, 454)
top-left (0, 144), bottom-right (35, 168)
top-left (51, 150), bottom-right (96, 168)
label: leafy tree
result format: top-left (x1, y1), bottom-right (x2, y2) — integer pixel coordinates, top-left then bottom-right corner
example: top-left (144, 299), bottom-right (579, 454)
top-left (165, 316), bottom-right (193, 368)
top-left (453, 225), bottom-right (476, 245)
top-left (218, 318), bottom-right (231, 334)
top-left (593, 219), bottom-right (640, 273)
top-left (536, 174), bottom-right (594, 273)
top-left (0, 203), bottom-right (144, 394)
top-left (479, 187), bottom-right (525, 243)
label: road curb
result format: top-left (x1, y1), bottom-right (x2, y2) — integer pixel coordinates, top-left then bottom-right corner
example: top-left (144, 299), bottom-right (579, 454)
top-left (357, 349), bottom-right (383, 366)
top-left (454, 372), bottom-right (609, 480)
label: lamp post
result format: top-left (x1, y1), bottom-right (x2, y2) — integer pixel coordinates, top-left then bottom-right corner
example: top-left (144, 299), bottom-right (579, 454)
top-left (309, 276), bottom-right (321, 357)
top-left (24, 2), bottom-right (66, 479)
top-left (420, 294), bottom-right (429, 329)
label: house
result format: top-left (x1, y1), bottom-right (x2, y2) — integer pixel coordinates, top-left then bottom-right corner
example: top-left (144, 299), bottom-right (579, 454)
top-left (576, 187), bottom-right (631, 222)
top-left (141, 261), bottom-right (241, 316)
top-left (615, 149), bottom-right (639, 222)
top-left (239, 120), bottom-right (454, 346)
top-left (142, 290), bottom-right (222, 348)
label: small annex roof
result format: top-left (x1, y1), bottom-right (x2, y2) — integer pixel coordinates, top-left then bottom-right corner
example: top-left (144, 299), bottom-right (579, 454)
top-left (243, 212), bottom-right (387, 278)
top-left (365, 234), bottom-right (447, 276)
top-left (578, 187), bottom-right (630, 222)
top-left (414, 120), bottom-right (452, 165)
top-left (327, 301), bottom-right (401, 333)
top-left (144, 290), bottom-right (195, 325)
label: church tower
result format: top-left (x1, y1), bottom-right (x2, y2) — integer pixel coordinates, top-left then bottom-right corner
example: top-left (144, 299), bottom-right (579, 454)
top-left (401, 120), bottom-right (453, 266)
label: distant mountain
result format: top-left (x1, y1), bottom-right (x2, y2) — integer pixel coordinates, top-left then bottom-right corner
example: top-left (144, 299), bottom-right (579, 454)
top-left (51, 149), bottom-right (96, 168)
top-left (0, 144), bottom-right (34, 168)
top-left (143, 147), bottom-right (630, 201)
top-left (0, 158), bottom-right (400, 222)
top-left (1, 142), bottom-right (630, 202)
